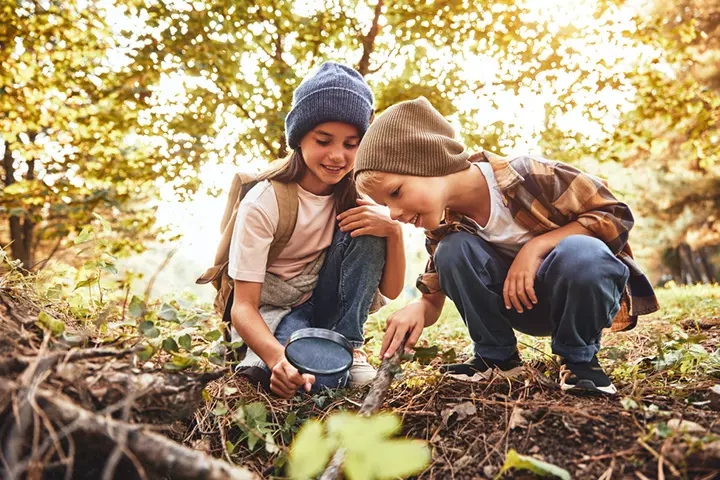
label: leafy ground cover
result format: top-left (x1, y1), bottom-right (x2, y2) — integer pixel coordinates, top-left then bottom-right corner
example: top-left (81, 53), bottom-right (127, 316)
top-left (1, 247), bottom-right (718, 479)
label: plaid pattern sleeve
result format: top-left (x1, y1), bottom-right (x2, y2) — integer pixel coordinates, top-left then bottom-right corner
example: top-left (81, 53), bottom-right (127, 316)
top-left (507, 156), bottom-right (634, 255)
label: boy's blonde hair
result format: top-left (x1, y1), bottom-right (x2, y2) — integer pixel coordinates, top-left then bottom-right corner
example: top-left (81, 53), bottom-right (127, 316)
top-left (355, 170), bottom-right (384, 195)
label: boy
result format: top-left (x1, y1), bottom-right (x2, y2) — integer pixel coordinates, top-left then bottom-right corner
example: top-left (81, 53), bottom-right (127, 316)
top-left (354, 97), bottom-right (659, 394)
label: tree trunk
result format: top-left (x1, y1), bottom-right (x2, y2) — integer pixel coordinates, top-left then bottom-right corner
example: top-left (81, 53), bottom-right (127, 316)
top-left (2, 143), bottom-right (33, 269)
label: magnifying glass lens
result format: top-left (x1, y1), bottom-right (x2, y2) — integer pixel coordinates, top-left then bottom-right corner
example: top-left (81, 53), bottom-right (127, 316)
top-left (285, 328), bottom-right (353, 375)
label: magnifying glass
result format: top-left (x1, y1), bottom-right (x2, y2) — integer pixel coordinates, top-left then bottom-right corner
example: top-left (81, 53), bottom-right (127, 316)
top-left (284, 328), bottom-right (353, 375)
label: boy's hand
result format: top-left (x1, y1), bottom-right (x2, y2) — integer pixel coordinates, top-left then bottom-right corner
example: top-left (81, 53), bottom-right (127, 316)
top-left (270, 357), bottom-right (315, 399)
top-left (380, 303), bottom-right (425, 359)
top-left (503, 242), bottom-right (544, 313)
top-left (337, 198), bottom-right (401, 238)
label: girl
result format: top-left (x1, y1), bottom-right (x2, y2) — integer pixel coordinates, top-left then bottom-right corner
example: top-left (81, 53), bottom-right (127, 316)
top-left (228, 62), bottom-right (405, 399)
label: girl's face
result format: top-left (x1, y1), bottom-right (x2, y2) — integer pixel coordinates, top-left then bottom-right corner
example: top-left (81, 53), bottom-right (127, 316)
top-left (363, 172), bottom-right (448, 230)
top-left (298, 122), bottom-right (361, 195)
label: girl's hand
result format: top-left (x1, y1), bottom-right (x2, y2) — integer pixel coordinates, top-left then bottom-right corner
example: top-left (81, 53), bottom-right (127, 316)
top-left (503, 241), bottom-right (544, 313)
top-left (337, 198), bottom-right (401, 238)
top-left (270, 357), bottom-right (315, 399)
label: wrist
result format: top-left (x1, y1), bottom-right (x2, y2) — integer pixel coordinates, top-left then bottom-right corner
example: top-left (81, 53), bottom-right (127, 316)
top-left (266, 346), bottom-right (286, 370)
top-left (526, 237), bottom-right (552, 257)
top-left (389, 222), bottom-right (402, 239)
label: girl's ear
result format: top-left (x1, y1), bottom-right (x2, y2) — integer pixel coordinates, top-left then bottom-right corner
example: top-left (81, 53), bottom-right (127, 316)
top-left (369, 110), bottom-right (376, 124)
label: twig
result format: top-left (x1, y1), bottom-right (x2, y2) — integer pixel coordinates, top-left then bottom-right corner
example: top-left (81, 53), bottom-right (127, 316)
top-left (101, 376), bottom-right (136, 480)
top-left (0, 346), bottom-right (143, 376)
top-left (143, 249), bottom-right (175, 302)
top-left (320, 338), bottom-right (407, 480)
top-left (637, 438), bottom-right (681, 477)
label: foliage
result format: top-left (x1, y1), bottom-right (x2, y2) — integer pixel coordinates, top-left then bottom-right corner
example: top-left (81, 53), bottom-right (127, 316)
top-left (539, 0), bottom-right (720, 250)
top-left (495, 449), bottom-right (571, 480)
top-left (287, 412), bottom-right (430, 480)
top-left (0, 0), bottom-right (171, 269)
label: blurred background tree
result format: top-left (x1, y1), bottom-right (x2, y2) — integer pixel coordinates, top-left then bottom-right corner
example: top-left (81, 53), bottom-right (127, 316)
top-left (0, 0), bottom-right (162, 270)
top-left (2, 0), bottom-right (717, 285)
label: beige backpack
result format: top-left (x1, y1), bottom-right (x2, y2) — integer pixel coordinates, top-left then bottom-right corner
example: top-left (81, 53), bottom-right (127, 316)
top-left (195, 173), bottom-right (299, 322)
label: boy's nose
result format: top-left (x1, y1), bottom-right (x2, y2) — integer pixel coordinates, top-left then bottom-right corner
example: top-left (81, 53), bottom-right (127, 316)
top-left (389, 207), bottom-right (402, 221)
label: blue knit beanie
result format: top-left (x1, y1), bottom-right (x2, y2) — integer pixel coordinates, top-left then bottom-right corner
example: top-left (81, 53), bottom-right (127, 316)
top-left (285, 62), bottom-right (374, 150)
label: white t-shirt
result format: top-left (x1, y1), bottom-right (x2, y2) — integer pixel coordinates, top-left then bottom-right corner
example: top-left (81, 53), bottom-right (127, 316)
top-left (228, 180), bottom-right (336, 283)
top-left (472, 162), bottom-right (536, 257)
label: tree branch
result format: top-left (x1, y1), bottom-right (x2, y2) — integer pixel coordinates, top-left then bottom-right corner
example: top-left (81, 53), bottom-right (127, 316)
top-left (319, 337), bottom-right (406, 480)
top-left (357, 1), bottom-right (385, 76)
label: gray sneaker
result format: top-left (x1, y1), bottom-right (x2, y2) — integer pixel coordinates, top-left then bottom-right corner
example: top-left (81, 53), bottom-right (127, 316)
top-left (348, 348), bottom-right (377, 387)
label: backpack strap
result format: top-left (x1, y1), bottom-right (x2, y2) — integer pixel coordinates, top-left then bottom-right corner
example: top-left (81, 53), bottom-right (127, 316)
top-left (267, 180), bottom-right (298, 266)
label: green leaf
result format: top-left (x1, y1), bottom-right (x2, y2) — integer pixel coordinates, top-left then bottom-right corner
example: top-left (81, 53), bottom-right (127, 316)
top-left (128, 296), bottom-right (145, 318)
top-left (178, 334), bottom-right (192, 351)
top-left (248, 432), bottom-right (259, 451)
top-left (212, 402), bottom-right (229, 416)
top-left (162, 337), bottom-right (179, 352)
top-left (37, 311), bottom-right (65, 336)
top-left (413, 345), bottom-right (439, 364)
top-left (346, 440), bottom-right (430, 480)
top-left (92, 212), bottom-right (112, 232)
top-left (164, 354), bottom-right (197, 371)
top-left (226, 440), bottom-right (237, 455)
top-left (495, 449), bottom-right (571, 480)
top-left (158, 303), bottom-right (178, 322)
top-left (73, 276), bottom-right (98, 291)
top-left (288, 420), bottom-right (334, 480)
top-left (74, 226), bottom-right (93, 244)
top-left (204, 329), bottom-right (222, 342)
top-left (136, 344), bottom-right (155, 362)
top-left (244, 402), bottom-right (268, 426)
top-left (100, 262), bottom-right (119, 275)
top-left (139, 320), bottom-right (160, 338)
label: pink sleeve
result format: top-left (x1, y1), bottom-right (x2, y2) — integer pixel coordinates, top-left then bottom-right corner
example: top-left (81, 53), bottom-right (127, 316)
top-left (228, 201), bottom-right (275, 283)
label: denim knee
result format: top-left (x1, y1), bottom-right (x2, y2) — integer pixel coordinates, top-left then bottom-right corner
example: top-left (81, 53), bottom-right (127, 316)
top-left (435, 232), bottom-right (482, 274)
top-left (336, 229), bottom-right (385, 257)
top-left (541, 235), bottom-right (626, 287)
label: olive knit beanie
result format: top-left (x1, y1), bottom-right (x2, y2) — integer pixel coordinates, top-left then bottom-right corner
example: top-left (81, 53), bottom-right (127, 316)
top-left (354, 96), bottom-right (471, 177)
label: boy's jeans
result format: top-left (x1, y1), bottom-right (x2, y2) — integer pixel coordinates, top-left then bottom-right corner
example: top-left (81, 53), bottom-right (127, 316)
top-left (272, 229), bottom-right (386, 389)
top-left (434, 233), bottom-right (630, 363)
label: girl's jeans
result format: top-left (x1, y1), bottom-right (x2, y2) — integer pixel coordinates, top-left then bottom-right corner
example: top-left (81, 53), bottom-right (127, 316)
top-left (434, 233), bottom-right (630, 363)
top-left (271, 229), bottom-right (386, 389)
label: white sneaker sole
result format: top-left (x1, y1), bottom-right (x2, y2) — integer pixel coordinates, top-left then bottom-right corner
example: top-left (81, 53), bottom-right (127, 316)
top-left (561, 379), bottom-right (617, 395)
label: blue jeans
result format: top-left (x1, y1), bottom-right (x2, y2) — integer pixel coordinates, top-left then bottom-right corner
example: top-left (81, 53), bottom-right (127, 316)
top-left (272, 229), bottom-right (386, 389)
top-left (434, 233), bottom-right (630, 363)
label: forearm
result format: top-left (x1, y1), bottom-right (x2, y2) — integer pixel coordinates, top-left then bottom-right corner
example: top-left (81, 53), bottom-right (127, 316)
top-left (231, 302), bottom-right (284, 368)
top-left (404, 291), bottom-right (445, 328)
top-left (528, 221), bottom-right (595, 257)
top-left (378, 224), bottom-right (406, 299)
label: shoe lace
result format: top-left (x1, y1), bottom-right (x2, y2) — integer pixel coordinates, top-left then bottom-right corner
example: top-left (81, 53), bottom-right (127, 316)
top-left (559, 364), bottom-right (573, 383)
top-left (353, 348), bottom-right (369, 365)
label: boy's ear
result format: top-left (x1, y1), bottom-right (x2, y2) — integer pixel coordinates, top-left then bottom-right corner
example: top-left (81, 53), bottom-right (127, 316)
top-left (369, 110), bottom-right (375, 124)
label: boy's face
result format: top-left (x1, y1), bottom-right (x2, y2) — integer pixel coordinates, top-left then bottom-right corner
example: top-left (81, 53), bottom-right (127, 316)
top-left (362, 172), bottom-right (447, 230)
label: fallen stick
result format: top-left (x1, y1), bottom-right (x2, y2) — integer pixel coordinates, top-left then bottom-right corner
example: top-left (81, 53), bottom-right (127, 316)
top-left (0, 346), bottom-right (142, 376)
top-left (319, 339), bottom-right (407, 480)
top-left (1, 381), bottom-right (257, 480)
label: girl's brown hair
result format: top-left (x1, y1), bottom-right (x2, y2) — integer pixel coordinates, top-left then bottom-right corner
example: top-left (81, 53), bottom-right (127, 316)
top-left (257, 149), bottom-right (358, 213)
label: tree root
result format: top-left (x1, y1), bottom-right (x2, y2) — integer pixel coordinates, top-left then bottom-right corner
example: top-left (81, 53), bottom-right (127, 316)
top-left (0, 379), bottom-right (257, 480)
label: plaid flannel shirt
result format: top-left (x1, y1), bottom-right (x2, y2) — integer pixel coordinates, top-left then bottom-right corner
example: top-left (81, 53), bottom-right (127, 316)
top-left (417, 151), bottom-right (659, 332)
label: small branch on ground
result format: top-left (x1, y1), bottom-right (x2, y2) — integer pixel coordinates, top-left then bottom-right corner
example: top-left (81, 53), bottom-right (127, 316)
top-left (320, 338), bottom-right (407, 480)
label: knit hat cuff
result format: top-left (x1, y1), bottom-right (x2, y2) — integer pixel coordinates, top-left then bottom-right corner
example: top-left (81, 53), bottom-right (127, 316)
top-left (286, 88), bottom-right (374, 150)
